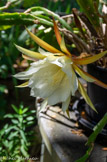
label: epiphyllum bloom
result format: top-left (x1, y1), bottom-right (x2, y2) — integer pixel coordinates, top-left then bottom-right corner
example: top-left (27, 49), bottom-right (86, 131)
top-left (14, 20), bottom-right (107, 112)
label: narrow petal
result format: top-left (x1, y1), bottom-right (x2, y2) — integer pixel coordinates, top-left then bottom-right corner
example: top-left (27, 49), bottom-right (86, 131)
top-left (66, 109), bottom-right (70, 118)
top-left (62, 96), bottom-right (70, 112)
top-left (22, 54), bottom-right (37, 61)
top-left (73, 51), bottom-right (107, 65)
top-left (40, 99), bottom-right (48, 112)
top-left (78, 80), bottom-right (97, 112)
top-left (15, 44), bottom-right (45, 60)
top-left (16, 81), bottom-right (28, 88)
top-left (53, 18), bottom-right (72, 57)
top-left (60, 37), bottom-right (72, 57)
top-left (53, 18), bottom-right (62, 45)
top-left (62, 64), bottom-right (78, 95)
top-left (14, 59), bottom-right (47, 80)
top-left (38, 47), bottom-right (63, 56)
top-left (26, 28), bottom-right (62, 53)
top-left (73, 64), bottom-right (107, 89)
top-left (73, 64), bottom-right (95, 82)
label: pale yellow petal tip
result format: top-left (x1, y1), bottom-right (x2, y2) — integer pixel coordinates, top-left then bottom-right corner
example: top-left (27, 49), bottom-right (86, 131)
top-left (14, 44), bottom-right (21, 51)
top-left (66, 109), bottom-right (70, 118)
top-left (15, 81), bottom-right (29, 88)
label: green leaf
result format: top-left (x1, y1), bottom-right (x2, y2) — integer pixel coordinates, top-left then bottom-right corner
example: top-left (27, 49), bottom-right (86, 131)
top-left (5, 126), bottom-right (19, 133)
top-left (4, 114), bottom-right (14, 118)
top-left (8, 131), bottom-right (18, 140)
top-left (21, 146), bottom-right (28, 157)
top-left (26, 116), bottom-right (34, 121)
top-left (20, 130), bottom-right (27, 143)
top-left (87, 112), bottom-right (107, 145)
top-left (0, 25), bottom-right (12, 30)
top-left (76, 113), bottom-right (107, 162)
top-left (76, 145), bottom-right (93, 162)
top-left (11, 119), bottom-right (19, 124)
top-left (22, 107), bottom-right (29, 114)
top-left (11, 104), bottom-right (19, 114)
top-left (26, 121), bottom-right (34, 126)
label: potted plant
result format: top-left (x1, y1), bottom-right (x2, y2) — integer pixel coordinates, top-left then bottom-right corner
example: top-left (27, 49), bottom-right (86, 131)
top-left (13, 15), bottom-right (107, 117)
top-left (7, 0), bottom-right (106, 132)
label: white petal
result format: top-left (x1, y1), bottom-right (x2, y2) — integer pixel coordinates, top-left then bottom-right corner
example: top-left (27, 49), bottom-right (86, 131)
top-left (40, 99), bottom-right (48, 112)
top-left (14, 59), bottom-right (48, 80)
top-left (62, 96), bottom-right (71, 112)
top-left (48, 75), bottom-right (71, 105)
top-left (38, 47), bottom-right (53, 56)
top-left (62, 64), bottom-right (78, 95)
top-left (29, 64), bottom-right (65, 99)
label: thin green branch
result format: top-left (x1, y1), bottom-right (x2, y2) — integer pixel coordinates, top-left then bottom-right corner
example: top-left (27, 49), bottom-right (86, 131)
top-left (25, 6), bottom-right (73, 31)
top-left (0, 12), bottom-right (53, 26)
top-left (76, 113), bottom-right (107, 162)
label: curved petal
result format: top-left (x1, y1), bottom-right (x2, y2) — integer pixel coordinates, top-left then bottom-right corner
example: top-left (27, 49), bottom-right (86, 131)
top-left (15, 44), bottom-right (45, 60)
top-left (73, 51), bottom-right (107, 65)
top-left (14, 59), bottom-right (47, 80)
top-left (16, 81), bottom-right (28, 88)
top-left (60, 37), bottom-right (72, 57)
top-left (53, 18), bottom-right (62, 45)
top-left (26, 28), bottom-right (62, 53)
top-left (73, 64), bottom-right (107, 89)
top-left (29, 64), bottom-right (66, 99)
top-left (62, 64), bottom-right (78, 95)
top-left (53, 18), bottom-right (71, 57)
top-left (78, 80), bottom-right (97, 112)
top-left (22, 54), bottom-right (37, 61)
top-left (62, 96), bottom-right (70, 112)
top-left (73, 64), bottom-right (95, 82)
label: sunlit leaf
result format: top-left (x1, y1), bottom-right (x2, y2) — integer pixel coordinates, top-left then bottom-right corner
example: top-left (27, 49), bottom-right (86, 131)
top-left (73, 51), bottom-right (107, 65)
top-left (78, 80), bottom-right (97, 112)
top-left (0, 25), bottom-right (12, 30)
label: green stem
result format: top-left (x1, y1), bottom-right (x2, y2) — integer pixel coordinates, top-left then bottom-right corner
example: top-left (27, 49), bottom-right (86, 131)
top-left (0, 12), bottom-right (53, 26)
top-left (25, 6), bottom-right (73, 31)
top-left (76, 113), bottom-right (107, 162)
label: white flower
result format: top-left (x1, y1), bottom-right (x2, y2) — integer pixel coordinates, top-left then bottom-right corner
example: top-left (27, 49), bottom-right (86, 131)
top-left (14, 20), bottom-right (107, 112)
top-left (14, 54), bottom-right (78, 111)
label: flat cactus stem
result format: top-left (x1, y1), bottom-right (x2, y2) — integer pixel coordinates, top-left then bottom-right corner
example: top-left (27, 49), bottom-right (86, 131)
top-left (0, 12), bottom-right (53, 26)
